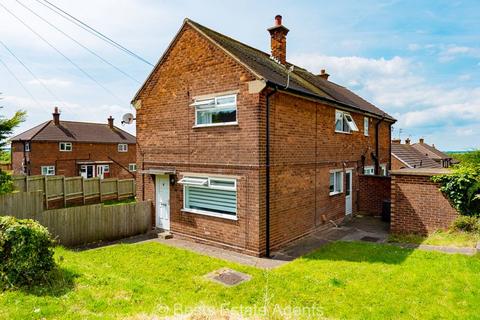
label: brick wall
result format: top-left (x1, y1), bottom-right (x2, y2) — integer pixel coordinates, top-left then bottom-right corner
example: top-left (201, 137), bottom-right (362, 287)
top-left (391, 170), bottom-right (458, 235)
top-left (358, 174), bottom-right (391, 216)
top-left (12, 141), bottom-right (136, 179)
top-left (391, 155), bottom-right (408, 170)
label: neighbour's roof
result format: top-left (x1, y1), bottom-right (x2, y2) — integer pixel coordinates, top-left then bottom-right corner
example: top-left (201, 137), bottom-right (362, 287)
top-left (10, 120), bottom-right (136, 144)
top-left (391, 143), bottom-right (442, 169)
top-left (134, 19), bottom-right (395, 121)
top-left (411, 142), bottom-right (451, 160)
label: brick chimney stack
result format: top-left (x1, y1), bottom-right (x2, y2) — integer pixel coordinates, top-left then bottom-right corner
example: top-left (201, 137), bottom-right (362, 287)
top-left (52, 107), bottom-right (60, 125)
top-left (267, 15), bottom-right (289, 64)
top-left (392, 139), bottom-right (401, 144)
top-left (419, 138), bottom-right (424, 144)
top-left (405, 138), bottom-right (411, 145)
top-left (319, 69), bottom-right (330, 80)
top-left (108, 116), bottom-right (114, 129)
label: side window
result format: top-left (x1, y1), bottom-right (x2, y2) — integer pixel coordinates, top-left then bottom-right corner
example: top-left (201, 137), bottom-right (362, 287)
top-left (329, 171), bottom-right (343, 195)
top-left (24, 142), bottom-right (30, 152)
top-left (335, 110), bottom-right (358, 133)
top-left (129, 163), bottom-right (137, 172)
top-left (364, 166), bottom-right (375, 175)
top-left (41, 166), bottom-right (55, 176)
top-left (192, 94), bottom-right (237, 127)
top-left (364, 117), bottom-right (369, 136)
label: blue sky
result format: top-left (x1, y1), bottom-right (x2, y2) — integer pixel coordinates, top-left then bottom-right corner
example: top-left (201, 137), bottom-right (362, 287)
top-left (1, 0), bottom-right (479, 150)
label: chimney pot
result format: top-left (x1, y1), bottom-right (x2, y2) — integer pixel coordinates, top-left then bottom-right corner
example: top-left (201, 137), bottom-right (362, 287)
top-left (52, 107), bottom-right (60, 125)
top-left (405, 138), bottom-right (411, 145)
top-left (268, 15), bottom-right (289, 64)
top-left (319, 69), bottom-right (330, 80)
top-left (108, 116), bottom-right (114, 129)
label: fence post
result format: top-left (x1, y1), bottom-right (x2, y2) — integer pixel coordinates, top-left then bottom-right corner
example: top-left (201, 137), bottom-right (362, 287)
top-left (63, 176), bottom-right (67, 208)
top-left (99, 178), bottom-right (102, 203)
top-left (25, 176), bottom-right (29, 192)
top-left (132, 179), bottom-right (135, 197)
top-left (81, 178), bottom-right (86, 205)
top-left (44, 176), bottom-right (49, 210)
top-left (116, 179), bottom-right (120, 200)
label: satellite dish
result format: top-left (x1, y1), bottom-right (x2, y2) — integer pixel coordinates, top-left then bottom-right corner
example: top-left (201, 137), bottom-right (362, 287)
top-left (122, 113), bottom-right (135, 125)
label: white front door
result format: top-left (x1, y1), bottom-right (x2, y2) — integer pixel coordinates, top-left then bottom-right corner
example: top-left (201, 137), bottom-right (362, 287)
top-left (155, 175), bottom-right (170, 230)
top-left (96, 165), bottom-right (104, 179)
top-left (345, 170), bottom-right (353, 215)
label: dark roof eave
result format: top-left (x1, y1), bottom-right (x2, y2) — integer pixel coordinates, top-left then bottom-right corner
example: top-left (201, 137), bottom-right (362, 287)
top-left (265, 81), bottom-right (396, 123)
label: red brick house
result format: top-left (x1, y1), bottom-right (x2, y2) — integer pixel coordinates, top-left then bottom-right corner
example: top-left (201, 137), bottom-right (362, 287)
top-left (10, 108), bottom-right (136, 179)
top-left (391, 138), bottom-right (441, 170)
top-left (133, 16), bottom-right (395, 256)
top-left (411, 138), bottom-right (454, 168)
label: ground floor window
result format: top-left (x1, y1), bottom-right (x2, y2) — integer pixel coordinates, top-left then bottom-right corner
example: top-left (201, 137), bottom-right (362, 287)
top-left (41, 166), bottom-right (55, 176)
top-left (129, 163), bottom-right (137, 172)
top-left (329, 170), bottom-right (343, 195)
top-left (179, 175), bottom-right (237, 220)
top-left (364, 166), bottom-right (375, 175)
top-left (380, 164), bottom-right (387, 176)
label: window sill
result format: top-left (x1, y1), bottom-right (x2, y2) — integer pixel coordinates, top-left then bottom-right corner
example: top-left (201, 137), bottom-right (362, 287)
top-left (193, 122), bottom-right (238, 128)
top-left (181, 208), bottom-right (238, 221)
top-left (334, 130), bottom-right (352, 135)
top-left (329, 191), bottom-right (343, 196)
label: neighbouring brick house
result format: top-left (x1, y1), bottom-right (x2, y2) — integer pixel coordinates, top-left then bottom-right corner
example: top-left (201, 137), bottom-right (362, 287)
top-left (10, 108), bottom-right (136, 179)
top-left (411, 138), bottom-right (454, 168)
top-left (391, 138), bottom-right (442, 170)
top-left (133, 16), bottom-right (395, 256)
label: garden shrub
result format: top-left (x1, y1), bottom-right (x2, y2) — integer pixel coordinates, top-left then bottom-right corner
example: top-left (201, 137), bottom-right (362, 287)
top-left (0, 170), bottom-right (13, 195)
top-left (451, 216), bottom-right (480, 233)
top-left (0, 216), bottom-right (56, 288)
top-left (432, 166), bottom-right (480, 216)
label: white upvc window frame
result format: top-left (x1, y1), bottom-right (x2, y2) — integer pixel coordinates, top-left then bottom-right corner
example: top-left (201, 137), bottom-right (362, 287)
top-left (364, 166), bottom-right (375, 175)
top-left (128, 163), bottom-right (137, 172)
top-left (118, 143), bottom-right (128, 152)
top-left (335, 110), bottom-right (359, 134)
top-left (191, 94), bottom-right (238, 127)
top-left (59, 142), bottom-right (72, 152)
top-left (180, 175), bottom-right (237, 220)
top-left (41, 165), bottom-right (55, 176)
top-left (24, 142), bottom-right (30, 152)
top-left (380, 164), bottom-right (387, 176)
top-left (329, 170), bottom-right (344, 196)
top-left (364, 117), bottom-right (369, 136)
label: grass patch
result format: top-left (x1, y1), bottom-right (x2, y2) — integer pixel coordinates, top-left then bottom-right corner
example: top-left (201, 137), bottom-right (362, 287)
top-left (389, 230), bottom-right (479, 247)
top-left (2, 241), bottom-right (480, 319)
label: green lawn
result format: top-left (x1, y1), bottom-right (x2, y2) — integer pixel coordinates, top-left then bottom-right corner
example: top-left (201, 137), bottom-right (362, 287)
top-left (2, 241), bottom-right (480, 319)
top-left (389, 230), bottom-right (479, 248)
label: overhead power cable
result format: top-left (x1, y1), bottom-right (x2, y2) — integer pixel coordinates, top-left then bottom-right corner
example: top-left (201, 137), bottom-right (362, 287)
top-left (0, 1), bottom-right (124, 104)
top-left (16, 0), bottom-right (140, 83)
top-left (35, 0), bottom-right (154, 67)
top-left (0, 39), bottom-right (62, 102)
top-left (0, 56), bottom-right (41, 107)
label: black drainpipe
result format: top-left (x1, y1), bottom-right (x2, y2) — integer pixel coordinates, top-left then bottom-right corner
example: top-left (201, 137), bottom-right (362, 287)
top-left (265, 86), bottom-right (277, 258)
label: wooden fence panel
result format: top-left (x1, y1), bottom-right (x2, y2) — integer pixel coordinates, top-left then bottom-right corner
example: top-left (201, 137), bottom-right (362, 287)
top-left (65, 177), bottom-right (83, 199)
top-left (0, 191), bottom-right (44, 219)
top-left (36, 201), bottom-right (151, 246)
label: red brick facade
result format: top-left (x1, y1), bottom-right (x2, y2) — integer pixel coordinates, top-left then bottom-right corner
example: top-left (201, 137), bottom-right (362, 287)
top-left (358, 175), bottom-right (391, 216)
top-left (391, 170), bottom-right (458, 235)
top-left (11, 141), bottom-right (136, 179)
top-left (135, 22), bottom-right (393, 256)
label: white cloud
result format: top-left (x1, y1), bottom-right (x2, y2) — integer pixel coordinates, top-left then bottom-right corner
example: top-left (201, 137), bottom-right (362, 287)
top-left (28, 78), bottom-right (71, 88)
top-left (438, 45), bottom-right (480, 62)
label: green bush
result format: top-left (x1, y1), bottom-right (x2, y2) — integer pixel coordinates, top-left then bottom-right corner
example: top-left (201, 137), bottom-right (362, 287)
top-left (451, 216), bottom-right (480, 233)
top-left (433, 166), bottom-right (480, 216)
top-left (0, 170), bottom-right (13, 195)
top-left (0, 216), bottom-right (56, 288)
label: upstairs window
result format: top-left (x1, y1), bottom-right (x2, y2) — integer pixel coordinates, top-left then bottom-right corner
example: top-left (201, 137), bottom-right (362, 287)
top-left (329, 170), bottom-right (343, 195)
top-left (179, 175), bottom-right (237, 220)
top-left (364, 117), bottom-right (369, 136)
top-left (335, 110), bottom-right (359, 133)
top-left (59, 142), bottom-right (72, 152)
top-left (118, 144), bottom-right (128, 152)
top-left (129, 163), bottom-right (137, 172)
top-left (191, 94), bottom-right (237, 127)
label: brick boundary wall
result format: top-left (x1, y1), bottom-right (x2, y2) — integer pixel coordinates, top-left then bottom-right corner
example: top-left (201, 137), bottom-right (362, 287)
top-left (390, 169), bottom-right (458, 235)
top-left (358, 175), bottom-right (391, 216)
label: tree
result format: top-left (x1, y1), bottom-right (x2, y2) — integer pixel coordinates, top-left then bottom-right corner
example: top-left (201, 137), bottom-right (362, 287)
top-left (0, 94), bottom-right (26, 194)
